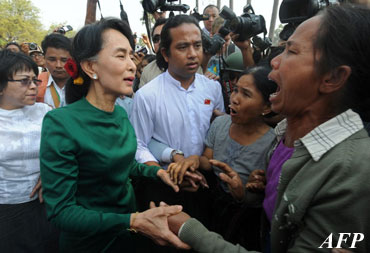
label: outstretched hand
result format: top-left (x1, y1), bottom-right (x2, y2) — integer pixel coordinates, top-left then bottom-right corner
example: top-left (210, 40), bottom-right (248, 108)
top-left (131, 202), bottom-right (190, 249)
top-left (157, 169), bottom-right (179, 192)
top-left (158, 202), bottom-right (192, 237)
top-left (167, 155), bottom-right (200, 185)
top-left (246, 169), bottom-right (266, 193)
top-left (209, 159), bottom-right (245, 201)
top-left (179, 171), bottom-right (209, 192)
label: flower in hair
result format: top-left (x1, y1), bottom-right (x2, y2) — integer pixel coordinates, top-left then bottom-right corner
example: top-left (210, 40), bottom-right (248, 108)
top-left (64, 58), bottom-right (79, 79)
top-left (73, 76), bottom-right (84, 85)
top-left (64, 58), bottom-right (84, 85)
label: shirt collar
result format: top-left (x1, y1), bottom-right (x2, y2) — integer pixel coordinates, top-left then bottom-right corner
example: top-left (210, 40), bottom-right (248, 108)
top-left (164, 70), bottom-right (197, 91)
top-left (47, 74), bottom-right (55, 87)
top-left (47, 74), bottom-right (65, 90)
top-left (274, 109), bottom-right (364, 161)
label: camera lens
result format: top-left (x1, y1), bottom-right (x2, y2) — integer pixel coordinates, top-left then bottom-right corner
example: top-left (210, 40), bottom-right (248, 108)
top-left (29, 43), bottom-right (37, 50)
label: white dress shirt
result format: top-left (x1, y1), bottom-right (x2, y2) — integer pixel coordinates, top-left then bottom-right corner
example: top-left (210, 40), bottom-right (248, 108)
top-left (130, 70), bottom-right (225, 164)
top-left (0, 103), bottom-right (51, 204)
top-left (44, 74), bottom-right (66, 108)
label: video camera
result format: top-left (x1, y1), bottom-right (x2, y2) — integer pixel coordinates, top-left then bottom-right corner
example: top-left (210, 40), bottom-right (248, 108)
top-left (220, 5), bottom-right (267, 41)
top-left (142, 0), bottom-right (189, 14)
top-left (279, 0), bottom-right (346, 24)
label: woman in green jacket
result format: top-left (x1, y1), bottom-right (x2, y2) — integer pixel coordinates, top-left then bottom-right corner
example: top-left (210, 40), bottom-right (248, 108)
top-left (40, 18), bottom-right (188, 252)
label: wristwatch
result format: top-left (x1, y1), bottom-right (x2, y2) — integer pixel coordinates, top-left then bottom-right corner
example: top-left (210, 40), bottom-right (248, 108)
top-left (170, 150), bottom-right (184, 162)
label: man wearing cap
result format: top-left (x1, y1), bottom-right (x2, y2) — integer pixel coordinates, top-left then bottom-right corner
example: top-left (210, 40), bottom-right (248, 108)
top-left (29, 44), bottom-right (47, 73)
top-left (36, 33), bottom-right (72, 108)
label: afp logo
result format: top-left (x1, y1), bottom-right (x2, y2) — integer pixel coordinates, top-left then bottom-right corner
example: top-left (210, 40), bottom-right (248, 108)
top-left (319, 233), bottom-right (364, 249)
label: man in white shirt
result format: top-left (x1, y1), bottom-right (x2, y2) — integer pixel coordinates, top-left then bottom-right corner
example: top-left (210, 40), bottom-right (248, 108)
top-left (131, 14), bottom-right (224, 169)
top-left (36, 33), bottom-right (72, 108)
top-left (130, 14), bottom-right (224, 228)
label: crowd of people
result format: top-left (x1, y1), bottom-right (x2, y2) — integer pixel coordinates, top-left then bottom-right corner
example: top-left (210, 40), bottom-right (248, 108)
top-left (0, 2), bottom-right (370, 253)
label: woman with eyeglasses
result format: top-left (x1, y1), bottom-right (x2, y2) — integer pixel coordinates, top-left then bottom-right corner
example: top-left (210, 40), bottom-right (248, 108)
top-left (0, 50), bottom-right (59, 251)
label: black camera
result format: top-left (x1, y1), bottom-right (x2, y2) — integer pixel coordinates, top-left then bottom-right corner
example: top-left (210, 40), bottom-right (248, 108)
top-left (279, 0), bottom-right (345, 24)
top-left (27, 42), bottom-right (38, 51)
top-left (201, 31), bottom-right (225, 55)
top-left (252, 36), bottom-right (272, 52)
top-left (142, 0), bottom-right (189, 14)
top-left (136, 46), bottom-right (148, 55)
top-left (220, 5), bottom-right (267, 41)
top-left (191, 7), bottom-right (209, 22)
top-left (56, 25), bottom-right (73, 35)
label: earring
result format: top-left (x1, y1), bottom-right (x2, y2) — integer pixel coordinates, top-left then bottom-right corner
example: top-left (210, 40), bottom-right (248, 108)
top-left (262, 112), bottom-right (266, 116)
top-left (92, 73), bottom-right (98, 79)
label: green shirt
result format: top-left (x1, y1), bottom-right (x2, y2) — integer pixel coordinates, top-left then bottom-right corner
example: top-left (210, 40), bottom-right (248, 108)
top-left (40, 97), bottom-right (160, 252)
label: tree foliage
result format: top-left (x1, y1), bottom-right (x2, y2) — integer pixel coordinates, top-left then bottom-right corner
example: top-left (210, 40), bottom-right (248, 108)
top-left (0, 0), bottom-right (45, 46)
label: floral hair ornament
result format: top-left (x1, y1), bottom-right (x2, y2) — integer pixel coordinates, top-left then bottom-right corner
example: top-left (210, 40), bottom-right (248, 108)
top-left (64, 58), bottom-right (84, 85)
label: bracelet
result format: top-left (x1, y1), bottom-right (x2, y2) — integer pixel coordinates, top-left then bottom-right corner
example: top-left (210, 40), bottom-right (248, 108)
top-left (127, 211), bottom-right (139, 233)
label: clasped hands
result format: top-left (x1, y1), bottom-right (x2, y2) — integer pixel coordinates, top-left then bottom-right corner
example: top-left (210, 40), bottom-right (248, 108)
top-left (166, 157), bottom-right (267, 201)
top-left (167, 155), bottom-right (208, 192)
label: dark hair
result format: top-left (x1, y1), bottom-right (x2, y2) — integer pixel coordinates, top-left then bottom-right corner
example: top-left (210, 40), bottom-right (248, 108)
top-left (313, 5), bottom-right (370, 121)
top-left (279, 23), bottom-right (296, 41)
top-left (203, 4), bottom-right (219, 14)
top-left (41, 33), bottom-right (72, 55)
top-left (65, 18), bottom-right (135, 104)
top-left (5, 42), bottom-right (21, 51)
top-left (152, 18), bottom-right (167, 36)
top-left (241, 66), bottom-right (277, 105)
top-left (0, 50), bottom-right (38, 93)
top-left (143, 54), bottom-right (156, 63)
top-left (156, 15), bottom-right (201, 71)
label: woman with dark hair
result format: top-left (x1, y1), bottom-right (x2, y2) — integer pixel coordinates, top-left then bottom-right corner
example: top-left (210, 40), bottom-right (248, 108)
top-left (40, 18), bottom-right (188, 252)
top-left (0, 50), bottom-right (58, 251)
top-left (167, 66), bottom-right (276, 250)
top-left (165, 4), bottom-right (370, 253)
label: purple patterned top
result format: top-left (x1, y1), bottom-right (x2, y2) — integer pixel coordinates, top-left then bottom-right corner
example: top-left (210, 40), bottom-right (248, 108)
top-left (263, 139), bottom-right (294, 222)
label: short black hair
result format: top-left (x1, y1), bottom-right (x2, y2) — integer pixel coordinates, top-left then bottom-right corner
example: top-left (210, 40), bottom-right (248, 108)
top-left (143, 54), bottom-right (156, 63)
top-left (0, 50), bottom-right (38, 92)
top-left (156, 15), bottom-right (201, 71)
top-left (66, 18), bottom-right (135, 104)
top-left (203, 4), bottom-right (219, 14)
top-left (152, 18), bottom-right (168, 36)
top-left (5, 42), bottom-right (21, 51)
top-left (41, 33), bottom-right (72, 55)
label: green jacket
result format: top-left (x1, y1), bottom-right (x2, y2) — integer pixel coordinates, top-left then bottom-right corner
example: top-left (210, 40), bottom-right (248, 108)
top-left (40, 98), bottom-right (160, 252)
top-left (180, 129), bottom-right (370, 252)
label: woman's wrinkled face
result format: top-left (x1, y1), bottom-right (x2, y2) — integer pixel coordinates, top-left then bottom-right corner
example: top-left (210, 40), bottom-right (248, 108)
top-left (229, 74), bottom-right (269, 125)
top-left (268, 16), bottom-right (323, 118)
top-left (0, 69), bottom-right (38, 110)
top-left (92, 29), bottom-right (136, 97)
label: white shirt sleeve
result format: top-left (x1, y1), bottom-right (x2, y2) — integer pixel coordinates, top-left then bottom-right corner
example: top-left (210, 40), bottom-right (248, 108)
top-left (214, 81), bottom-right (225, 113)
top-left (130, 91), bottom-right (158, 164)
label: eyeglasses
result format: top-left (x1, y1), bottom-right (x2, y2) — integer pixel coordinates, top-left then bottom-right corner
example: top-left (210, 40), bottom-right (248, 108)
top-left (152, 34), bottom-right (161, 44)
top-left (7, 78), bottom-right (42, 86)
top-left (31, 53), bottom-right (44, 58)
